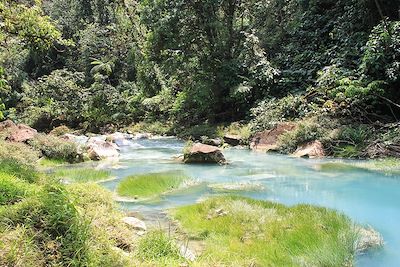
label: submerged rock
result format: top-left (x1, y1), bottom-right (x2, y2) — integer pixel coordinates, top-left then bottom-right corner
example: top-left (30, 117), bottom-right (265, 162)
top-left (122, 217), bottom-right (147, 231)
top-left (293, 140), bottom-right (325, 158)
top-left (250, 123), bottom-right (296, 151)
top-left (209, 182), bottom-right (264, 192)
top-left (184, 143), bottom-right (226, 164)
top-left (356, 226), bottom-right (384, 252)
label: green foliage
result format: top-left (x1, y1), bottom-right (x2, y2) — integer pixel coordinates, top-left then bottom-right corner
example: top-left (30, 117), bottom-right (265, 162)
top-left (0, 172), bottom-right (34, 205)
top-left (278, 119), bottom-right (325, 153)
top-left (362, 20), bottom-right (400, 82)
top-left (136, 230), bottom-right (181, 262)
top-left (171, 196), bottom-right (357, 266)
top-left (0, 159), bottom-right (39, 183)
top-left (331, 125), bottom-right (373, 158)
top-left (28, 134), bottom-right (81, 163)
top-left (0, 141), bottom-right (40, 166)
top-left (20, 69), bottom-right (87, 129)
top-left (53, 168), bottom-right (111, 183)
top-left (250, 95), bottom-right (309, 131)
top-left (0, 1), bottom-right (72, 51)
top-left (49, 125), bottom-right (72, 137)
top-left (117, 171), bottom-right (189, 199)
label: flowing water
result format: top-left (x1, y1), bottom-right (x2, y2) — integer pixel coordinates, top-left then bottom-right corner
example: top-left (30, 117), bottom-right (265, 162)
top-left (95, 137), bottom-right (399, 267)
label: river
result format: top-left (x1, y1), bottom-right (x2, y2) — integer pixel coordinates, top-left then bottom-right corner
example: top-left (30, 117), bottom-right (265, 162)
top-left (96, 137), bottom-right (399, 267)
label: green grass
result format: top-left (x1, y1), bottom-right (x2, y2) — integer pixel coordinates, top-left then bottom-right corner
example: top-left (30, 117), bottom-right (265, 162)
top-left (117, 171), bottom-right (189, 199)
top-left (135, 230), bottom-right (183, 266)
top-left (0, 159), bottom-right (39, 183)
top-left (53, 168), bottom-right (112, 183)
top-left (171, 196), bottom-right (357, 267)
top-left (0, 172), bottom-right (35, 205)
top-left (0, 160), bottom-right (135, 267)
top-left (38, 157), bottom-right (69, 167)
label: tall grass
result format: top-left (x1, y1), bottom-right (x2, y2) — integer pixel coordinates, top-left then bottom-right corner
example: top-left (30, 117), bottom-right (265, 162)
top-left (117, 171), bottom-right (189, 199)
top-left (171, 196), bottom-right (357, 266)
top-left (53, 168), bottom-right (111, 182)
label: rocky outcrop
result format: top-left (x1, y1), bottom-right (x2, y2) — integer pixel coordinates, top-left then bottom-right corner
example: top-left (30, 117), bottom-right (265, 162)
top-left (356, 226), bottom-right (384, 252)
top-left (293, 140), bottom-right (325, 158)
top-left (223, 134), bottom-right (241, 146)
top-left (0, 120), bottom-right (38, 143)
top-left (87, 140), bottom-right (119, 160)
top-left (250, 123), bottom-right (296, 151)
top-left (184, 143), bottom-right (226, 164)
top-left (202, 137), bottom-right (223, 147)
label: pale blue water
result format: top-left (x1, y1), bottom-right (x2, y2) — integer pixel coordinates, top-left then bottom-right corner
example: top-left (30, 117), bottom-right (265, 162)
top-left (98, 138), bottom-right (400, 266)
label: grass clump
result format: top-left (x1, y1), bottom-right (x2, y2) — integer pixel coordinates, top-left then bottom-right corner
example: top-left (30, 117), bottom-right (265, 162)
top-left (135, 230), bottom-right (182, 265)
top-left (0, 160), bottom-right (134, 267)
top-left (0, 172), bottom-right (35, 205)
top-left (0, 140), bottom-right (40, 166)
top-left (0, 159), bottom-right (39, 183)
top-left (117, 171), bottom-right (189, 199)
top-left (53, 168), bottom-right (111, 183)
top-left (171, 196), bottom-right (357, 267)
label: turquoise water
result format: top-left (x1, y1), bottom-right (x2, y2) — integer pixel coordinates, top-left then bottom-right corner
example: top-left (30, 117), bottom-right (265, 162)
top-left (99, 138), bottom-right (400, 266)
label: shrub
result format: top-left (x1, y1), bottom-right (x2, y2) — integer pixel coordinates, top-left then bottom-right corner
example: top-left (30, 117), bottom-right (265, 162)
top-left (250, 95), bottom-right (310, 132)
top-left (49, 125), bottom-right (72, 136)
top-left (278, 119), bottom-right (326, 153)
top-left (0, 140), bottom-right (40, 166)
top-left (28, 134), bottom-right (81, 163)
top-left (330, 125), bottom-right (373, 158)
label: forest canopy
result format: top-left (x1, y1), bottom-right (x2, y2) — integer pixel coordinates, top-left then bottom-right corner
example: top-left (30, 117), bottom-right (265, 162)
top-left (0, 0), bottom-right (399, 132)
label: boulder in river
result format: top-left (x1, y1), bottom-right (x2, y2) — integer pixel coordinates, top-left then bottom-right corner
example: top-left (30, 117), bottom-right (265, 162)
top-left (184, 143), bottom-right (226, 164)
top-left (223, 134), bottom-right (242, 146)
top-left (87, 140), bottom-right (119, 160)
top-left (250, 123), bottom-right (296, 151)
top-left (356, 226), bottom-right (384, 252)
top-left (293, 140), bottom-right (325, 158)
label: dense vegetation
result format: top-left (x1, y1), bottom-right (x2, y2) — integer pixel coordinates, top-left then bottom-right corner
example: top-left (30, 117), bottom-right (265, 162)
top-left (0, 0), bottom-right (398, 134)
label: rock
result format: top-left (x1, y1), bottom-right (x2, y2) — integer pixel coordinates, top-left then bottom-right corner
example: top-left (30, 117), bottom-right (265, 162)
top-left (293, 140), bottom-right (325, 158)
top-left (184, 143), bottom-right (226, 164)
top-left (0, 119), bottom-right (16, 131)
top-left (133, 133), bottom-right (152, 140)
top-left (202, 137), bottom-right (223, 147)
top-left (6, 123), bottom-right (37, 142)
top-left (250, 123), bottom-right (296, 151)
top-left (107, 132), bottom-right (134, 147)
top-left (87, 140), bottom-right (119, 160)
top-left (62, 133), bottom-right (89, 145)
top-left (356, 226), bottom-right (384, 252)
top-left (223, 134), bottom-right (242, 146)
top-left (179, 245), bottom-right (196, 262)
top-left (122, 217), bottom-right (147, 231)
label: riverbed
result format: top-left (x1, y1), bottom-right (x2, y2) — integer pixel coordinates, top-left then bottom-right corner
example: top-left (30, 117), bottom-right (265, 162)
top-left (96, 137), bottom-right (399, 267)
